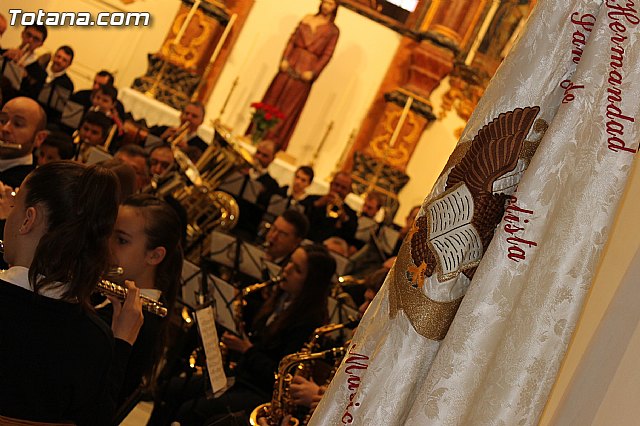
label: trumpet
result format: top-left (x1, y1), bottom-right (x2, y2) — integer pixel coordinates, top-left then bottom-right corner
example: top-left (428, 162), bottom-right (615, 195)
top-left (167, 121), bottom-right (191, 147)
top-left (326, 197), bottom-right (344, 220)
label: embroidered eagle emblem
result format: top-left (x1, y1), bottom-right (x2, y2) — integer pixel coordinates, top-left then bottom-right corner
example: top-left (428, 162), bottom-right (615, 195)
top-left (407, 107), bottom-right (541, 287)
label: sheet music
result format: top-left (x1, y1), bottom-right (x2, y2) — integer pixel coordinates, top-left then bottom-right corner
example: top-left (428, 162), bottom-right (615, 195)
top-left (84, 146), bottom-right (113, 165)
top-left (195, 306), bottom-right (227, 393)
top-left (217, 171), bottom-right (246, 198)
top-left (37, 84), bottom-right (71, 112)
top-left (355, 216), bottom-right (378, 243)
top-left (239, 242), bottom-right (268, 280)
top-left (59, 100), bottom-right (85, 129)
top-left (242, 178), bottom-right (264, 205)
top-left (265, 194), bottom-right (289, 218)
top-left (264, 260), bottom-right (282, 280)
top-left (1, 58), bottom-right (23, 90)
top-left (208, 231), bottom-right (239, 269)
top-left (209, 275), bottom-right (240, 336)
top-left (329, 251), bottom-right (350, 276)
top-left (327, 296), bottom-right (359, 325)
top-left (181, 259), bottom-right (201, 308)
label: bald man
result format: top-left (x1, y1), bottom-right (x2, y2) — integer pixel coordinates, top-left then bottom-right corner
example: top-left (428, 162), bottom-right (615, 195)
top-left (0, 97), bottom-right (47, 188)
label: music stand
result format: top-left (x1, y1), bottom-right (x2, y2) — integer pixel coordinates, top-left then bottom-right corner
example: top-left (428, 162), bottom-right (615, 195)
top-left (376, 225), bottom-right (401, 256)
top-left (217, 171), bottom-right (247, 198)
top-left (263, 194), bottom-right (288, 224)
top-left (208, 231), bottom-right (268, 282)
top-left (327, 296), bottom-right (359, 341)
top-left (355, 216), bottom-right (378, 244)
top-left (207, 275), bottom-right (241, 336)
top-left (329, 251), bottom-right (350, 277)
top-left (0, 58), bottom-right (23, 90)
top-left (208, 230), bottom-right (239, 269)
top-left (59, 100), bottom-right (85, 129)
top-left (84, 146), bottom-right (113, 165)
top-left (38, 84), bottom-right (72, 115)
top-left (263, 260), bottom-right (282, 280)
top-left (144, 133), bottom-right (163, 149)
top-left (241, 178), bottom-right (264, 205)
top-left (181, 259), bottom-right (202, 308)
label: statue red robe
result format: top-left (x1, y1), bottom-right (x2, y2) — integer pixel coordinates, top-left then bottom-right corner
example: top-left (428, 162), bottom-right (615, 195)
top-left (257, 20), bottom-right (339, 151)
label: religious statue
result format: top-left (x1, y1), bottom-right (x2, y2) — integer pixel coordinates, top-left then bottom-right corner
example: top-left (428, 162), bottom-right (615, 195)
top-left (250, 0), bottom-right (340, 151)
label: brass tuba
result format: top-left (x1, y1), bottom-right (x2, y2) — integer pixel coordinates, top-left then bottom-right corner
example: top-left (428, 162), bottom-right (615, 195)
top-left (154, 123), bottom-right (256, 252)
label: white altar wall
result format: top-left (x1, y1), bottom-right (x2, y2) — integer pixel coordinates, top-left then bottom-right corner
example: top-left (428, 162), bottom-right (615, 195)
top-left (207, 0), bottom-right (401, 182)
top-left (1, 0), bottom-right (180, 91)
top-left (1, 0), bottom-right (464, 224)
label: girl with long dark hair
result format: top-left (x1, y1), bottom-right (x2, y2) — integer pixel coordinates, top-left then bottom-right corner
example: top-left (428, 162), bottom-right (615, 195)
top-left (149, 244), bottom-right (336, 425)
top-left (104, 193), bottom-right (184, 405)
top-left (0, 161), bottom-right (137, 424)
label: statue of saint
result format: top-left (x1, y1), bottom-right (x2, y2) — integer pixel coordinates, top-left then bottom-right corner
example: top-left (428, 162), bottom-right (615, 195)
top-left (251, 0), bottom-right (340, 151)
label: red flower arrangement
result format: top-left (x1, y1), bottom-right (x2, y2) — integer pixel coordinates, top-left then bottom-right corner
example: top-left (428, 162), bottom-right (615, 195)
top-left (250, 102), bottom-right (285, 144)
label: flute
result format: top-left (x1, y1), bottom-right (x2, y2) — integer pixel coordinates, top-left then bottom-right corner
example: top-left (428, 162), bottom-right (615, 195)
top-left (96, 279), bottom-right (168, 318)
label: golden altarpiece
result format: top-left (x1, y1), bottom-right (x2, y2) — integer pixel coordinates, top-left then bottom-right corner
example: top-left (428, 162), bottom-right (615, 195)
top-left (133, 0), bottom-right (535, 219)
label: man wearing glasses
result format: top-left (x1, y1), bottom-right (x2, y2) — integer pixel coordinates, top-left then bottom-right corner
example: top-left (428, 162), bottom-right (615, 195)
top-left (1, 25), bottom-right (47, 66)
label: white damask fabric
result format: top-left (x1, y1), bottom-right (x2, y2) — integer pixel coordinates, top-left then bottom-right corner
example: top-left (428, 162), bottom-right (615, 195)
top-left (407, 3), bottom-right (638, 424)
top-left (309, 1), bottom-right (611, 425)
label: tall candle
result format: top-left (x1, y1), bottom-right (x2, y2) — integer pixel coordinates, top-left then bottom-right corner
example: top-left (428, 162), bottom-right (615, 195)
top-left (389, 96), bottom-right (413, 149)
top-left (174, 0), bottom-right (201, 46)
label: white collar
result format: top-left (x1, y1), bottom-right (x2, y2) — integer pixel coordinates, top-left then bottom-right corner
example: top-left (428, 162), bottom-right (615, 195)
top-left (0, 154), bottom-right (33, 172)
top-left (46, 67), bottom-right (66, 83)
top-left (0, 266), bottom-right (67, 300)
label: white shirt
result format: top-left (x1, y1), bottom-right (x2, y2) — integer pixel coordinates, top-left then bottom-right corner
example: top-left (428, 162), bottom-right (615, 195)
top-left (45, 66), bottom-right (66, 84)
top-left (0, 266), bottom-right (67, 299)
top-left (0, 153), bottom-right (33, 173)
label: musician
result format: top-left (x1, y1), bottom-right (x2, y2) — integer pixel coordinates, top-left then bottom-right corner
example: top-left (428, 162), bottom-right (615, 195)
top-left (36, 130), bottom-right (74, 166)
top-left (0, 161), bottom-right (144, 424)
top-left (1, 24), bottom-right (47, 66)
top-left (100, 193), bottom-right (183, 406)
top-left (233, 139), bottom-right (280, 240)
top-left (361, 191), bottom-right (384, 220)
top-left (288, 268), bottom-right (388, 416)
top-left (115, 144), bottom-right (150, 191)
top-left (148, 244), bottom-right (336, 425)
top-left (148, 101), bottom-right (208, 155)
top-left (265, 209), bottom-right (309, 265)
top-left (70, 70), bottom-right (125, 121)
top-left (149, 143), bottom-right (175, 178)
top-left (301, 171), bottom-right (358, 246)
top-left (0, 97), bottom-right (47, 188)
top-left (352, 191), bottom-right (385, 252)
top-left (75, 110), bottom-right (112, 157)
top-left (0, 25), bottom-right (48, 102)
top-left (20, 46), bottom-right (75, 122)
top-left (278, 165), bottom-right (314, 203)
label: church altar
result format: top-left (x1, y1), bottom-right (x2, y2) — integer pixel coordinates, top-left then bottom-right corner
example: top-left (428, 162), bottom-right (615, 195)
top-left (120, 87), bottom-right (364, 211)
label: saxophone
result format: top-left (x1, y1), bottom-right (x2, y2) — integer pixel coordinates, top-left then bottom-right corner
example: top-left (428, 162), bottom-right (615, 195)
top-left (249, 347), bottom-right (347, 426)
top-left (249, 320), bottom-right (359, 426)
